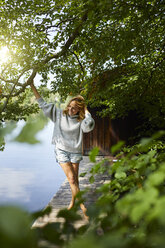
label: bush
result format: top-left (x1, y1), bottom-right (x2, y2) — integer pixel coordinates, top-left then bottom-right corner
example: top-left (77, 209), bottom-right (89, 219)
top-left (1, 131), bottom-right (165, 248)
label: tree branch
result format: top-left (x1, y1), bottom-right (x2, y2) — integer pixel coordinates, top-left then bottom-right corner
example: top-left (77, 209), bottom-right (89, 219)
top-left (0, 67), bottom-right (35, 98)
top-left (0, 75), bottom-right (16, 84)
top-left (35, 16), bottom-right (78, 32)
top-left (41, 11), bottom-right (88, 65)
top-left (0, 10), bottom-right (88, 113)
top-left (0, 69), bottom-right (37, 114)
top-left (1, 80), bottom-right (19, 114)
top-left (70, 50), bottom-right (85, 73)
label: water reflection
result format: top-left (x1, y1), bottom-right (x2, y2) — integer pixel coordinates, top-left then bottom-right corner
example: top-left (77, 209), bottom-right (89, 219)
top-left (0, 168), bottom-right (34, 201)
top-left (0, 121), bottom-right (65, 212)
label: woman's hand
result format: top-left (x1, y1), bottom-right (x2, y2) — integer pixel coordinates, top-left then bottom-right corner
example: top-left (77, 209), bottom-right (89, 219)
top-left (85, 106), bottom-right (90, 115)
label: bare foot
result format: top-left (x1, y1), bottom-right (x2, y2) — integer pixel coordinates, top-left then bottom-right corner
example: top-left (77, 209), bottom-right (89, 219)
top-left (83, 212), bottom-right (89, 221)
top-left (80, 203), bottom-right (89, 221)
top-left (67, 201), bottom-right (74, 210)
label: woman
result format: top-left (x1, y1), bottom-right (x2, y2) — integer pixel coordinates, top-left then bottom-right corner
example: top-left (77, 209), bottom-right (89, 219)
top-left (30, 82), bottom-right (95, 219)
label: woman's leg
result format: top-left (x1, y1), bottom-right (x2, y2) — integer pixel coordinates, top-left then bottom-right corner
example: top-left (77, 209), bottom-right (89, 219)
top-left (72, 163), bottom-right (79, 186)
top-left (72, 162), bottom-right (88, 220)
top-left (60, 162), bottom-right (88, 219)
top-left (60, 162), bottom-right (80, 210)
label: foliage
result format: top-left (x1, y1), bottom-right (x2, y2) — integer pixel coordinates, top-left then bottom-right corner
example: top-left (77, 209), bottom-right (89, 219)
top-left (89, 146), bottom-right (99, 162)
top-left (0, 112), bottom-right (48, 151)
top-left (1, 131), bottom-right (165, 247)
top-left (0, 206), bottom-right (37, 248)
top-left (0, 0), bottom-right (164, 134)
top-left (67, 131), bottom-right (165, 248)
top-left (0, 0), bottom-right (165, 246)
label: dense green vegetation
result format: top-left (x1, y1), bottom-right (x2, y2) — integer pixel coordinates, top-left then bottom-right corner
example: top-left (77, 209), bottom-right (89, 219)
top-left (0, 0), bottom-right (164, 126)
top-left (0, 0), bottom-right (165, 247)
top-left (1, 134), bottom-right (165, 247)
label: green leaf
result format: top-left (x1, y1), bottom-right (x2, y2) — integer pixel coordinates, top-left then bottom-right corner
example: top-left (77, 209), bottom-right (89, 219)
top-left (39, 222), bottom-right (64, 245)
top-left (0, 206), bottom-right (37, 247)
top-left (130, 187), bottom-right (159, 223)
top-left (152, 130), bottom-right (165, 140)
top-left (89, 175), bottom-right (95, 183)
top-left (31, 206), bottom-right (52, 220)
top-left (57, 209), bottom-right (81, 222)
top-left (147, 197), bottom-right (165, 223)
top-left (89, 147), bottom-right (99, 162)
top-left (111, 141), bottom-right (125, 154)
top-left (115, 171), bottom-right (127, 179)
top-left (146, 168), bottom-right (165, 187)
top-left (79, 172), bottom-right (87, 177)
top-left (140, 137), bottom-right (152, 147)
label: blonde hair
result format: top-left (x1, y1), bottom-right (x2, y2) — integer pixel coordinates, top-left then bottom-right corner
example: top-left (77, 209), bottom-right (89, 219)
top-left (63, 95), bottom-right (86, 121)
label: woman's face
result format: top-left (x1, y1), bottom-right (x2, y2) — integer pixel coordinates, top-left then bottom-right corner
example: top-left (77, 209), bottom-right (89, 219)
top-left (68, 100), bottom-right (80, 116)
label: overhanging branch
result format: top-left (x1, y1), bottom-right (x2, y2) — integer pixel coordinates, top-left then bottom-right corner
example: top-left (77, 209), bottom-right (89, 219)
top-left (0, 10), bottom-right (88, 114)
top-left (69, 50), bottom-right (85, 74)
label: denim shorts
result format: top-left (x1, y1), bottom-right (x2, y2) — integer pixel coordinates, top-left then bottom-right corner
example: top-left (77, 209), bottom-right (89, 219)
top-left (54, 147), bottom-right (83, 164)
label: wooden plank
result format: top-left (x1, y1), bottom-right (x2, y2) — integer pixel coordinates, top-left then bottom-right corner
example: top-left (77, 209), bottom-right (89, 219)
top-left (32, 157), bottom-right (111, 229)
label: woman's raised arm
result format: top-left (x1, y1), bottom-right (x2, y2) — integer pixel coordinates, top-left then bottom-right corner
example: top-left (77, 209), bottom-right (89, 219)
top-left (30, 81), bottom-right (41, 99)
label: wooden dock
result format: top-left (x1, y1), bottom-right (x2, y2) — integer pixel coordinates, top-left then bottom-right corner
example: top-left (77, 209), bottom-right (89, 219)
top-left (32, 156), bottom-right (111, 228)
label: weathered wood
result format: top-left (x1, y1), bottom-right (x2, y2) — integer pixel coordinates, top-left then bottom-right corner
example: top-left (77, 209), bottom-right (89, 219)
top-left (83, 108), bottom-right (112, 155)
top-left (32, 156), bottom-right (111, 229)
top-left (83, 109), bottom-right (144, 155)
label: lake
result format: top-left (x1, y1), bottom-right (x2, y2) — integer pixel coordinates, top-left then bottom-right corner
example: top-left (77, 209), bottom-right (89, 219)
top-left (0, 121), bottom-right (66, 212)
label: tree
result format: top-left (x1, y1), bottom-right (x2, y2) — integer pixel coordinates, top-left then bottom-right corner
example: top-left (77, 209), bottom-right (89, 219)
top-left (0, 0), bottom-right (164, 131)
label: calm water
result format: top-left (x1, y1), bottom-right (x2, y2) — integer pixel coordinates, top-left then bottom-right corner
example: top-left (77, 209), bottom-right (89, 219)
top-left (0, 121), bottom-right (65, 212)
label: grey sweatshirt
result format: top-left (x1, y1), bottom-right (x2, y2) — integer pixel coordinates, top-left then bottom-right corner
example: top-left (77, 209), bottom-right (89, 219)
top-left (37, 98), bottom-right (95, 153)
